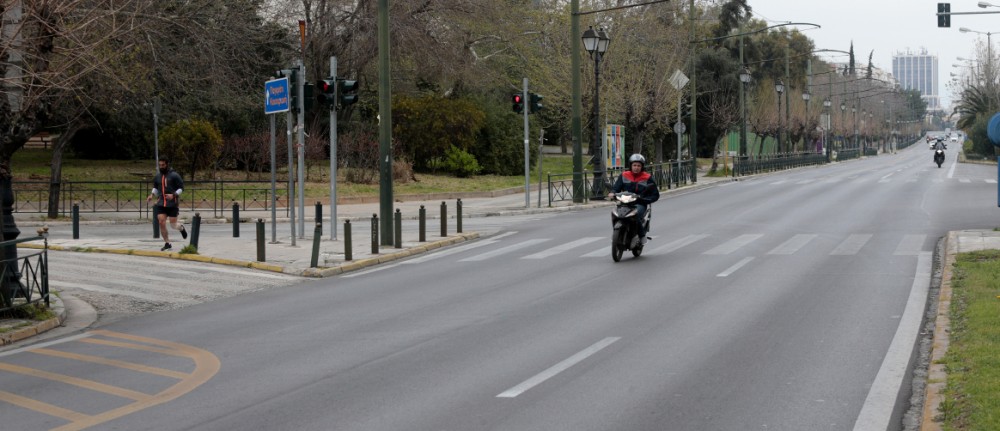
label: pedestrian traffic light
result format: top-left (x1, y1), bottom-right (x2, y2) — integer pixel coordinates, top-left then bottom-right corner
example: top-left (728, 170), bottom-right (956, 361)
top-left (529, 93), bottom-right (543, 113)
top-left (303, 82), bottom-right (315, 113)
top-left (339, 79), bottom-right (358, 107)
top-left (512, 94), bottom-right (524, 113)
top-left (316, 78), bottom-right (337, 109)
top-left (938, 3), bottom-right (950, 28)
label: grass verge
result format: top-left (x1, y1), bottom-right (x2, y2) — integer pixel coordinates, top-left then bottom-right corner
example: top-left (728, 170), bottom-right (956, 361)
top-left (939, 249), bottom-right (1000, 430)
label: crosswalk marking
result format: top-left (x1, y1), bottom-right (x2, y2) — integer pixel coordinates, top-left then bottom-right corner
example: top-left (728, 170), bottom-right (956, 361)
top-left (987, 179), bottom-right (997, 184)
top-left (894, 234), bottom-right (926, 256)
top-left (767, 234), bottom-right (817, 255)
top-left (717, 257), bottom-right (754, 277)
top-left (795, 179), bottom-right (814, 185)
top-left (770, 180), bottom-right (788, 185)
top-left (959, 178), bottom-right (971, 183)
top-left (830, 234), bottom-right (873, 255)
top-left (49, 280), bottom-right (174, 302)
top-left (400, 239), bottom-right (499, 265)
top-left (459, 239), bottom-right (550, 262)
top-left (703, 234), bottom-right (763, 255)
top-left (580, 245), bottom-right (610, 258)
top-left (522, 237), bottom-right (603, 259)
top-left (650, 234), bottom-right (709, 254)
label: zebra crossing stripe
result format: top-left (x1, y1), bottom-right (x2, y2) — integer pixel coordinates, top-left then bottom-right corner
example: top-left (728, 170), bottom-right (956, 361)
top-left (893, 234), bottom-right (926, 256)
top-left (830, 234), bottom-right (873, 255)
top-left (986, 179), bottom-right (997, 184)
top-left (650, 234), bottom-right (709, 254)
top-left (703, 234), bottom-right (763, 255)
top-left (459, 239), bottom-right (550, 262)
top-left (767, 234), bottom-right (817, 255)
top-left (523, 237), bottom-right (603, 259)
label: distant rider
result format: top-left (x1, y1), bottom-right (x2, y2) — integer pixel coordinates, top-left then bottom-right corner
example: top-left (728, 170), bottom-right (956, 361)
top-left (607, 154), bottom-right (660, 243)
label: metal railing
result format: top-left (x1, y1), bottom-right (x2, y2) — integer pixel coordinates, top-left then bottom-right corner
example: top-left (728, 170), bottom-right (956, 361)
top-left (0, 235), bottom-right (49, 315)
top-left (12, 180), bottom-right (290, 218)
top-left (835, 149), bottom-right (860, 161)
top-left (734, 152), bottom-right (828, 176)
top-left (547, 161), bottom-right (692, 206)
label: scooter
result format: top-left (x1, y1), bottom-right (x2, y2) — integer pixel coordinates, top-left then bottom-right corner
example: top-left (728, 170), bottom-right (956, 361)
top-left (610, 192), bottom-right (651, 262)
top-left (934, 149), bottom-right (945, 168)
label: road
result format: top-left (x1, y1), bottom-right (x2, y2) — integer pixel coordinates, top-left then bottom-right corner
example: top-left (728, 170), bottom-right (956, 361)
top-left (0, 142), bottom-right (994, 430)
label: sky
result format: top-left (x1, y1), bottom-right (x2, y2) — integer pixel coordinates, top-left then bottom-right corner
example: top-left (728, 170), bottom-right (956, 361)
top-left (749, 0), bottom-right (1000, 109)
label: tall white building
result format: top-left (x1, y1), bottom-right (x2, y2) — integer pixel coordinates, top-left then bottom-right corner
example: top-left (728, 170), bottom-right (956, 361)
top-left (892, 48), bottom-right (940, 110)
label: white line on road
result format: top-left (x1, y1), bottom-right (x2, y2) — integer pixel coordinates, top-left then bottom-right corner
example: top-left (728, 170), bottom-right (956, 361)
top-left (496, 337), bottom-right (620, 398)
top-left (716, 257), bottom-right (754, 277)
top-left (703, 234), bottom-right (763, 255)
top-left (459, 239), bottom-right (550, 262)
top-left (650, 234), bottom-right (709, 254)
top-left (767, 234), bottom-right (817, 255)
top-left (987, 179), bottom-right (997, 184)
top-left (947, 156), bottom-right (957, 178)
top-left (522, 237), bottom-right (603, 259)
top-left (0, 333), bottom-right (94, 358)
top-left (400, 233), bottom-right (516, 265)
top-left (830, 234), bottom-right (873, 256)
top-left (893, 234), bottom-right (926, 256)
top-left (852, 252), bottom-right (931, 431)
top-left (959, 178), bottom-right (971, 183)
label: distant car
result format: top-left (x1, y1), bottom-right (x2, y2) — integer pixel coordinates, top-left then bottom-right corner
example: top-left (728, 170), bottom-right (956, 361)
top-left (951, 136), bottom-right (958, 142)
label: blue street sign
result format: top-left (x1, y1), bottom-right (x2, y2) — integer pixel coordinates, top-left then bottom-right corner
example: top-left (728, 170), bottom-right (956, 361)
top-left (265, 78), bottom-right (290, 114)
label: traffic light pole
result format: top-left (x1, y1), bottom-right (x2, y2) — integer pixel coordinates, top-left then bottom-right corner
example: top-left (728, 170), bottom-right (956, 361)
top-left (329, 56), bottom-right (338, 241)
top-left (523, 78), bottom-right (530, 208)
top-left (297, 61), bottom-right (307, 238)
top-left (286, 103), bottom-right (296, 247)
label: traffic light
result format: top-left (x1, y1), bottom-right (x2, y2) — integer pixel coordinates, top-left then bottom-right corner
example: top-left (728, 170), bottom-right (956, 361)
top-left (303, 83), bottom-right (315, 113)
top-left (316, 78), bottom-right (337, 109)
top-left (339, 79), bottom-right (358, 107)
top-left (529, 93), bottom-right (543, 113)
top-left (938, 3), bottom-right (950, 28)
top-left (512, 94), bottom-right (524, 113)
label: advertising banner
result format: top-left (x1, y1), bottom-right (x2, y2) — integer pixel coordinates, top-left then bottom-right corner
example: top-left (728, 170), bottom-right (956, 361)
top-left (605, 124), bottom-right (625, 170)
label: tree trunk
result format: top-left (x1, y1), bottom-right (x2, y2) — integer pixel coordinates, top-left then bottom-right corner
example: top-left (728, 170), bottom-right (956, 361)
top-left (47, 128), bottom-right (79, 219)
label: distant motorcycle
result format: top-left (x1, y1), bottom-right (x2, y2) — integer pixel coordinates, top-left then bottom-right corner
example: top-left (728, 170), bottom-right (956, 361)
top-left (610, 192), bottom-right (650, 262)
top-left (934, 149), bottom-right (945, 168)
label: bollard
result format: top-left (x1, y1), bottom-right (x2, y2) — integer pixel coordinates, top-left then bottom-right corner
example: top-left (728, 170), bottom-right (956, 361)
top-left (371, 214), bottom-right (379, 254)
top-left (394, 209), bottom-right (402, 248)
top-left (232, 202), bottom-right (240, 238)
top-left (190, 213), bottom-right (201, 250)
top-left (152, 209), bottom-right (160, 239)
top-left (256, 219), bottom-right (265, 262)
top-left (457, 198), bottom-right (463, 233)
top-left (344, 220), bottom-right (353, 261)
top-left (315, 202), bottom-right (323, 236)
top-left (440, 201), bottom-right (447, 237)
top-left (310, 223), bottom-right (322, 268)
top-left (72, 203), bottom-right (80, 239)
top-left (419, 205), bottom-right (426, 242)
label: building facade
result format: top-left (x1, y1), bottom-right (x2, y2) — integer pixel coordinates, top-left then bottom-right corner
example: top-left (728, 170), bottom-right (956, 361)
top-left (892, 48), bottom-right (940, 110)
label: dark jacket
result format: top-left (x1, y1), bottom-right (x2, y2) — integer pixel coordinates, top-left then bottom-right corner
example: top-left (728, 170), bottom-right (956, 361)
top-left (611, 170), bottom-right (660, 204)
top-left (152, 169), bottom-right (184, 208)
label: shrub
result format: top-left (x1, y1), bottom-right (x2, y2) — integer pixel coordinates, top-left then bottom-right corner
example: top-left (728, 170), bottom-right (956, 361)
top-left (392, 95), bottom-right (485, 171)
top-left (159, 118), bottom-right (223, 180)
top-left (441, 145), bottom-right (481, 177)
top-left (470, 93), bottom-right (533, 175)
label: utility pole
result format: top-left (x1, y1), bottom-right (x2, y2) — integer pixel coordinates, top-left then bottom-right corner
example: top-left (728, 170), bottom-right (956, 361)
top-left (378, 0), bottom-right (393, 245)
top-left (571, 0), bottom-right (583, 203)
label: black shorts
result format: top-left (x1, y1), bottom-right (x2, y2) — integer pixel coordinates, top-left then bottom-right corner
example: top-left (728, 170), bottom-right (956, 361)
top-left (154, 206), bottom-right (179, 218)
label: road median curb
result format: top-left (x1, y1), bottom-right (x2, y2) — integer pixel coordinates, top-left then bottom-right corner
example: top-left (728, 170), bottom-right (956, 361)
top-left (0, 295), bottom-right (66, 347)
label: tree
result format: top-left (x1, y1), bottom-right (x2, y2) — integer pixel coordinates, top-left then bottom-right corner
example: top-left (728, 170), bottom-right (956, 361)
top-left (158, 119), bottom-right (223, 181)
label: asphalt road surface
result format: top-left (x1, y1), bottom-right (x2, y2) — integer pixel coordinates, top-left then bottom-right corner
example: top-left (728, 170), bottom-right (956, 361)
top-left (1, 141), bottom-right (993, 431)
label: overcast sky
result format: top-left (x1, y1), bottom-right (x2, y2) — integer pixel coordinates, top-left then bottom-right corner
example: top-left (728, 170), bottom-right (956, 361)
top-left (749, 0), bottom-right (999, 108)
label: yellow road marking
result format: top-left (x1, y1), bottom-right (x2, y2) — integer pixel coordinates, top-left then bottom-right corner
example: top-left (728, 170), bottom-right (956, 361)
top-left (78, 338), bottom-right (187, 357)
top-left (31, 348), bottom-right (190, 380)
top-left (0, 390), bottom-right (89, 422)
top-left (0, 362), bottom-right (153, 401)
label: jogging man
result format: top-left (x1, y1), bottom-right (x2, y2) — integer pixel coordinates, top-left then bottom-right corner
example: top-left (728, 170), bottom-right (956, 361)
top-left (146, 157), bottom-right (187, 251)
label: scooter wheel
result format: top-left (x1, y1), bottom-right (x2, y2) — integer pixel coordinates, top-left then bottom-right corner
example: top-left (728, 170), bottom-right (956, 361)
top-left (611, 243), bottom-right (624, 262)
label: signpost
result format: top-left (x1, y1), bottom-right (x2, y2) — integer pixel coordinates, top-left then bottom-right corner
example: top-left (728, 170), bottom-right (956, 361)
top-left (264, 77), bottom-right (290, 243)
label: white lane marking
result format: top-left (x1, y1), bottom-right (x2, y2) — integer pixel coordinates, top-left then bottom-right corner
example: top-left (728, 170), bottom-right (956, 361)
top-left (880, 172), bottom-right (895, 182)
top-left (770, 180), bottom-right (788, 185)
top-left (947, 157), bottom-right (957, 178)
top-left (49, 280), bottom-right (175, 303)
top-left (580, 246), bottom-right (610, 258)
top-left (717, 257), bottom-right (754, 277)
top-left (893, 234), bottom-right (926, 256)
top-left (795, 179), bottom-right (814, 185)
top-left (523, 237), bottom-right (603, 259)
top-left (650, 234), bottom-right (709, 254)
top-left (959, 178), bottom-right (971, 183)
top-left (459, 239), bottom-right (550, 262)
top-left (986, 179), bottom-right (997, 184)
top-left (703, 234), bottom-right (763, 255)
top-left (400, 232), bottom-right (517, 264)
top-left (852, 252), bottom-right (932, 431)
top-left (830, 234), bottom-right (873, 256)
top-left (767, 234), bottom-right (817, 255)
top-left (0, 333), bottom-right (94, 358)
top-left (496, 337), bottom-right (620, 398)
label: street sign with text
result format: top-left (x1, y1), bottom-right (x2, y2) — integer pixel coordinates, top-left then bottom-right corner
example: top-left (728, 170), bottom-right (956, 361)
top-left (264, 78), bottom-right (290, 114)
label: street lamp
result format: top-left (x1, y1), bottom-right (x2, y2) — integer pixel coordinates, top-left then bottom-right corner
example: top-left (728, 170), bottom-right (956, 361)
top-left (840, 102), bottom-right (846, 151)
top-left (852, 106), bottom-right (858, 150)
top-left (582, 26), bottom-right (610, 198)
top-left (823, 98), bottom-right (832, 160)
top-left (802, 91), bottom-right (811, 153)
top-left (739, 66), bottom-right (752, 162)
top-left (775, 79), bottom-right (784, 153)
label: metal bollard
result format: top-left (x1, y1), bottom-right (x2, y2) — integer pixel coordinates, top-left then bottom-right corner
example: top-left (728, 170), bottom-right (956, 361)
top-left (152, 209), bottom-right (160, 239)
top-left (344, 220), bottom-right (353, 261)
top-left (440, 201), bottom-right (447, 237)
top-left (256, 219), bottom-right (265, 262)
top-left (394, 209), bottom-right (402, 248)
top-left (419, 205), bottom-right (426, 242)
top-left (315, 202), bottom-right (322, 236)
top-left (310, 223), bottom-right (322, 268)
top-left (72, 203), bottom-right (80, 239)
top-left (232, 202), bottom-right (240, 238)
top-left (371, 214), bottom-right (379, 254)
top-left (457, 198), bottom-right (462, 233)
top-left (190, 213), bottom-right (201, 250)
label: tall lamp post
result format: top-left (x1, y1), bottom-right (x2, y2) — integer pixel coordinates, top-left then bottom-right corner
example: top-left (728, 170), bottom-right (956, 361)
top-left (582, 26), bottom-right (610, 198)
top-left (802, 91), bottom-right (811, 153)
top-left (840, 102), bottom-right (846, 151)
top-left (823, 98), bottom-right (832, 161)
top-left (852, 105), bottom-right (858, 150)
top-left (739, 66), bottom-right (752, 170)
top-left (775, 80), bottom-right (784, 153)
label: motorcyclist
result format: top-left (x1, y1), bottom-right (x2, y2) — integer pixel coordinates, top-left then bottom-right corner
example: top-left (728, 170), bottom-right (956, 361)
top-left (932, 138), bottom-right (947, 151)
top-left (607, 154), bottom-right (660, 243)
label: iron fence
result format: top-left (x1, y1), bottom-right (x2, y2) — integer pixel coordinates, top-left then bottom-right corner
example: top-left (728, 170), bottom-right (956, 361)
top-left (0, 235), bottom-right (49, 315)
top-left (12, 180), bottom-right (290, 218)
top-left (547, 161), bottom-right (690, 205)
top-left (734, 152), bottom-right (828, 176)
top-left (835, 149), bottom-right (860, 161)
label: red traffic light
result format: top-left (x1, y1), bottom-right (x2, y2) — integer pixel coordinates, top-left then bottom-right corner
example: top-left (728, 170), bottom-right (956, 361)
top-left (513, 95), bottom-right (522, 103)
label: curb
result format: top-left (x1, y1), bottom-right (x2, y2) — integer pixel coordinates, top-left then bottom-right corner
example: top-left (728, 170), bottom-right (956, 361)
top-left (0, 295), bottom-right (67, 347)
top-left (920, 232), bottom-right (955, 431)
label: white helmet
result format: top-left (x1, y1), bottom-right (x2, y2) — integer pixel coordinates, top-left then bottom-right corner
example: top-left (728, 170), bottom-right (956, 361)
top-left (628, 154), bottom-right (646, 167)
